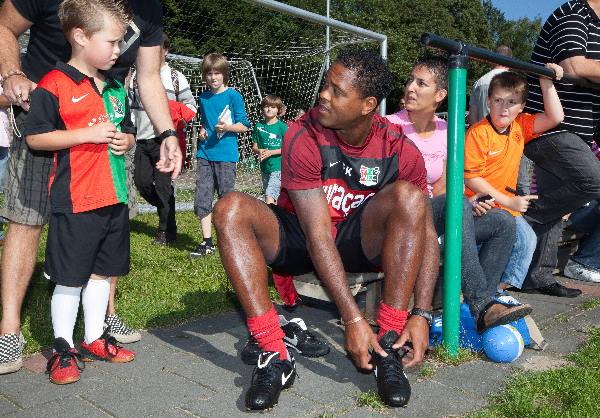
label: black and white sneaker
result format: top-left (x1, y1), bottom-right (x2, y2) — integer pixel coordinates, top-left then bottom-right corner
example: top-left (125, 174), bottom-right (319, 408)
top-left (105, 314), bottom-right (142, 344)
top-left (240, 315), bottom-right (330, 365)
top-left (245, 351), bottom-right (296, 411)
top-left (189, 241), bottom-right (216, 258)
top-left (372, 330), bottom-right (411, 407)
top-left (281, 316), bottom-right (330, 357)
top-left (0, 332), bottom-right (25, 375)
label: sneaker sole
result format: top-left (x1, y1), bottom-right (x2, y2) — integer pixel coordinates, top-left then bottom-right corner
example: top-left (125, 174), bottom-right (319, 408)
top-left (109, 331), bottom-right (142, 344)
top-left (80, 349), bottom-right (135, 363)
top-left (50, 374), bottom-right (80, 385)
top-left (0, 358), bottom-right (22, 375)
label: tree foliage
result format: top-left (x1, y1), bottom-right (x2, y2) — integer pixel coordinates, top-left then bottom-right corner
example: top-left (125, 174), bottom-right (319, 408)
top-left (162, 0), bottom-right (543, 113)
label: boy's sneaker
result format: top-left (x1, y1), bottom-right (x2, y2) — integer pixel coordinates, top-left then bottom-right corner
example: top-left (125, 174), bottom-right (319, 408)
top-left (563, 259), bottom-right (600, 283)
top-left (80, 330), bottom-right (135, 363)
top-left (240, 315), bottom-right (330, 365)
top-left (105, 314), bottom-right (142, 344)
top-left (0, 332), bottom-right (25, 375)
top-left (245, 351), bottom-right (296, 411)
top-left (189, 241), bottom-right (216, 258)
top-left (372, 331), bottom-right (411, 407)
top-left (46, 337), bottom-right (84, 385)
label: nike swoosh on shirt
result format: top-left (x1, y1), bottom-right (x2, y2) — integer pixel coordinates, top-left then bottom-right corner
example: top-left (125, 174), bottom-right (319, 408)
top-left (72, 94), bottom-right (90, 103)
top-left (329, 161), bottom-right (340, 167)
top-left (488, 150), bottom-right (502, 156)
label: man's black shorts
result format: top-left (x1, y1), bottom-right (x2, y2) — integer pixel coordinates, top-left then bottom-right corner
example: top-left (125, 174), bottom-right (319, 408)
top-left (45, 204), bottom-right (130, 287)
top-left (268, 203), bottom-right (379, 276)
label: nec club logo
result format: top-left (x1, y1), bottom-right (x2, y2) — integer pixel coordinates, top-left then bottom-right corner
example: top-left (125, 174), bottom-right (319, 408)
top-left (359, 165), bottom-right (380, 187)
top-left (109, 96), bottom-right (125, 119)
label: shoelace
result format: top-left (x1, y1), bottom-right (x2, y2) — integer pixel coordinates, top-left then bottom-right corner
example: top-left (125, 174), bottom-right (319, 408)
top-left (380, 351), bottom-right (405, 383)
top-left (251, 359), bottom-right (286, 389)
top-left (46, 350), bottom-right (85, 374)
top-left (99, 327), bottom-right (122, 358)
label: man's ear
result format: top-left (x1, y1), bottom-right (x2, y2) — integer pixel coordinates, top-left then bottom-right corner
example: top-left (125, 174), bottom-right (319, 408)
top-left (362, 96), bottom-right (378, 115)
top-left (71, 28), bottom-right (88, 48)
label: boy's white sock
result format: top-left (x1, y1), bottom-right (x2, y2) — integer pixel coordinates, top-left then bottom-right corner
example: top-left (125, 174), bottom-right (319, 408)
top-left (51, 284), bottom-right (82, 348)
top-left (82, 276), bottom-right (111, 344)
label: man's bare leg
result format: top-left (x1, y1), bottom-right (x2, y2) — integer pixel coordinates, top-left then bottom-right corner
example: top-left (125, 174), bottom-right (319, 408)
top-left (213, 192), bottom-right (280, 317)
top-left (0, 223), bottom-right (42, 334)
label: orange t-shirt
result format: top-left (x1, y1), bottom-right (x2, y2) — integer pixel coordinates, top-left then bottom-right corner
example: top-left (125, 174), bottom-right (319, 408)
top-left (464, 113), bottom-right (539, 216)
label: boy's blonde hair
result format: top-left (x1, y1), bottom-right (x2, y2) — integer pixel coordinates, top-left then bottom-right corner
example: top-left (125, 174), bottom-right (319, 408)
top-left (58, 0), bottom-right (131, 36)
top-left (202, 53), bottom-right (230, 85)
top-left (488, 71), bottom-right (528, 104)
top-left (261, 94), bottom-right (285, 115)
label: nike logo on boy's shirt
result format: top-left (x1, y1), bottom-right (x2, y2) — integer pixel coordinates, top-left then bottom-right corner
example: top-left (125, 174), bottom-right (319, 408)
top-left (72, 93), bottom-right (90, 103)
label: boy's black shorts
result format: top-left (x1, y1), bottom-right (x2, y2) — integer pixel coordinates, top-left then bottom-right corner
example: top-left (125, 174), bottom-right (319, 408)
top-left (45, 204), bottom-right (130, 287)
top-left (267, 203), bottom-right (379, 276)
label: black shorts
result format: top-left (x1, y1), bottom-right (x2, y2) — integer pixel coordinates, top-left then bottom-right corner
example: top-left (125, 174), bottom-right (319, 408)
top-left (45, 204), bottom-right (130, 287)
top-left (268, 203), bottom-right (378, 276)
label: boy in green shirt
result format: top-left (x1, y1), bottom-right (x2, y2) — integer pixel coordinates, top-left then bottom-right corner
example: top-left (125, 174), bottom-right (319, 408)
top-left (252, 95), bottom-right (287, 204)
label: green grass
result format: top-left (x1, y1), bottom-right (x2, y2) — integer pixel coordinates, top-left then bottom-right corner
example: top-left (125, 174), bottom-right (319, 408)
top-left (356, 390), bottom-right (387, 411)
top-left (582, 297), bottom-right (600, 311)
top-left (428, 345), bottom-right (480, 366)
top-left (14, 211), bottom-right (239, 355)
top-left (471, 327), bottom-right (600, 418)
top-left (419, 363), bottom-right (437, 379)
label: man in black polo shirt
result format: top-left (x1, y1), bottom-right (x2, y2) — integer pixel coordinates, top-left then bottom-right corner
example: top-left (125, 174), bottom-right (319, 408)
top-left (0, 0), bottom-right (182, 374)
top-left (520, 0), bottom-right (600, 296)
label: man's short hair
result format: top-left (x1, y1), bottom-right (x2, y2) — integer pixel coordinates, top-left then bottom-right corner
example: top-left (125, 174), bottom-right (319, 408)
top-left (58, 0), bottom-right (130, 36)
top-left (496, 45), bottom-right (513, 58)
top-left (334, 49), bottom-right (393, 105)
top-left (261, 94), bottom-right (285, 115)
top-left (488, 71), bottom-right (528, 103)
top-left (413, 56), bottom-right (448, 91)
top-left (202, 53), bottom-right (230, 85)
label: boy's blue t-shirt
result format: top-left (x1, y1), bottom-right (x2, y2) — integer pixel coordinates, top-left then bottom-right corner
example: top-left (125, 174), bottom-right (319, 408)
top-left (197, 87), bottom-right (250, 162)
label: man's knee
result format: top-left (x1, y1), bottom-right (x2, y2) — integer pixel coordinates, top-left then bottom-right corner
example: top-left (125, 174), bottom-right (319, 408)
top-left (212, 191), bottom-right (250, 231)
top-left (386, 181), bottom-right (428, 219)
top-left (6, 222), bottom-right (43, 240)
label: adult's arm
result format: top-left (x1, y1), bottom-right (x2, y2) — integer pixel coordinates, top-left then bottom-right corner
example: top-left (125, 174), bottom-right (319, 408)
top-left (558, 56), bottom-right (600, 84)
top-left (0, 0), bottom-right (34, 109)
top-left (135, 45), bottom-right (181, 178)
top-left (289, 187), bottom-right (386, 369)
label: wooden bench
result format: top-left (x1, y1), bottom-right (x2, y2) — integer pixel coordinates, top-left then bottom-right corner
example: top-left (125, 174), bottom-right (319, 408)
top-left (293, 272), bottom-right (384, 322)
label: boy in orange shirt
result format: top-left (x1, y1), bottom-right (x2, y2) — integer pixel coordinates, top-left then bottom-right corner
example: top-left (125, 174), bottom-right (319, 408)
top-left (464, 64), bottom-right (564, 302)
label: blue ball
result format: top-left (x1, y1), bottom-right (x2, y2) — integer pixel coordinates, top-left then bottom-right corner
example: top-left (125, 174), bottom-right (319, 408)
top-left (482, 324), bottom-right (524, 363)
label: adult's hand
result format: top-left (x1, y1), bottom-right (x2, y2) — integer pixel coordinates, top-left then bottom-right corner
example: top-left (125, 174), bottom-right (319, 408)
top-left (156, 135), bottom-right (182, 179)
top-left (395, 315), bottom-right (429, 368)
top-left (3, 75), bottom-right (35, 111)
top-left (345, 319), bottom-right (386, 370)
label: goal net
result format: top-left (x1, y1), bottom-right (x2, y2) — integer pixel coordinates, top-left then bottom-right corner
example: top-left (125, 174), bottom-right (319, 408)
top-left (163, 0), bottom-right (378, 197)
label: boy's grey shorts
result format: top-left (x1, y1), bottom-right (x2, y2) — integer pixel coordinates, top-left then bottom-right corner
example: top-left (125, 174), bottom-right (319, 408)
top-left (194, 158), bottom-right (236, 218)
top-left (262, 171), bottom-right (281, 200)
top-left (0, 109), bottom-right (53, 226)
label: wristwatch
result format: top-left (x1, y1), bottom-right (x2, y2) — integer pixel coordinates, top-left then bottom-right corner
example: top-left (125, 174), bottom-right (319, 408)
top-left (158, 129), bottom-right (177, 141)
top-left (410, 308), bottom-right (433, 325)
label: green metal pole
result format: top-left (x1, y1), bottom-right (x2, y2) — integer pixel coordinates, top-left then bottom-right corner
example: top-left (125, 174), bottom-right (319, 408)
top-left (442, 53), bottom-right (469, 356)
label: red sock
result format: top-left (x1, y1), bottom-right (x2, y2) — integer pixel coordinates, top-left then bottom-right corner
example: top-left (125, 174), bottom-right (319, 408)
top-left (246, 305), bottom-right (287, 360)
top-left (377, 302), bottom-right (409, 339)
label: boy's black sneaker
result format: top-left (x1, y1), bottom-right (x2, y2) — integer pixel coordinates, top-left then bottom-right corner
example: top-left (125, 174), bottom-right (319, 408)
top-left (189, 241), bottom-right (216, 258)
top-left (245, 351), bottom-right (296, 411)
top-left (240, 315), bottom-right (330, 365)
top-left (372, 330), bottom-right (411, 407)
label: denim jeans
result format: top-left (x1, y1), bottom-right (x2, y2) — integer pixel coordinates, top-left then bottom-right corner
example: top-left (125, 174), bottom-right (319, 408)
top-left (500, 216), bottom-right (536, 288)
top-left (431, 195), bottom-right (516, 316)
top-left (566, 200), bottom-right (600, 270)
top-left (523, 131), bottom-right (600, 288)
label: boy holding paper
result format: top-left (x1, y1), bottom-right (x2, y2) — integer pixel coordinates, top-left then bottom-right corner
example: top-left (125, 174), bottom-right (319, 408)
top-left (191, 53), bottom-right (250, 258)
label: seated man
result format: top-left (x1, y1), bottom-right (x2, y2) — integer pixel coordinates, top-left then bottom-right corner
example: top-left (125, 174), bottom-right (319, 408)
top-left (213, 49), bottom-right (439, 411)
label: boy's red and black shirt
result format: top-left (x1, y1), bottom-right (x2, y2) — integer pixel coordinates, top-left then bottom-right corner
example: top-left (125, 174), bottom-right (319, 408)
top-left (24, 62), bottom-right (135, 214)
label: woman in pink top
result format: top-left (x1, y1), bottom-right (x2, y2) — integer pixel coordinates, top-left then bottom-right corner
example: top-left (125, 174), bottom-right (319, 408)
top-left (386, 58), bottom-right (529, 332)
